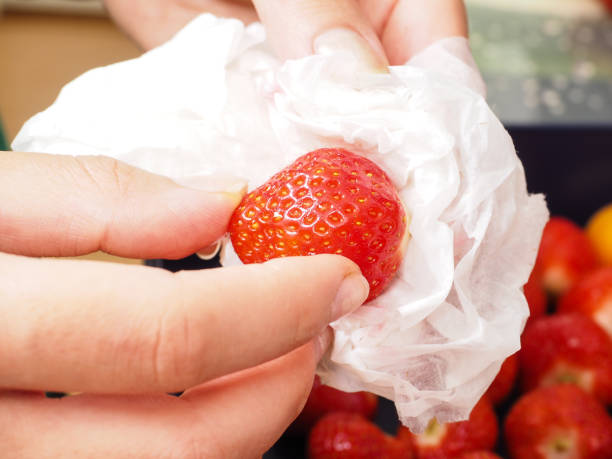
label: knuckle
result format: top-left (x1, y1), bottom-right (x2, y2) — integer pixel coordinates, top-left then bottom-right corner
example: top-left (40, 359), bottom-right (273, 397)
top-left (75, 155), bottom-right (135, 200)
top-left (149, 275), bottom-right (207, 390)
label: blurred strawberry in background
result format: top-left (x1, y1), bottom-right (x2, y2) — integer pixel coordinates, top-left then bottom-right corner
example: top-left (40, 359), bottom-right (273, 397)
top-left (505, 384), bottom-right (612, 459)
top-left (397, 397), bottom-right (498, 459)
top-left (558, 267), bottom-right (612, 338)
top-left (308, 412), bottom-right (413, 459)
top-left (291, 376), bottom-right (379, 434)
top-left (519, 313), bottom-right (612, 405)
top-left (533, 217), bottom-right (599, 297)
top-left (485, 353), bottom-right (519, 406)
top-left (523, 270), bottom-right (548, 326)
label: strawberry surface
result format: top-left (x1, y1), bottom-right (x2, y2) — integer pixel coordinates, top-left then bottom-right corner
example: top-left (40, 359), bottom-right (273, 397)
top-left (519, 314), bottom-right (612, 405)
top-left (229, 148), bottom-right (408, 301)
top-left (308, 412), bottom-right (413, 459)
top-left (558, 267), bottom-right (612, 339)
top-left (534, 217), bottom-right (599, 297)
top-left (505, 384), bottom-right (612, 459)
top-left (291, 375), bottom-right (378, 434)
top-left (397, 397), bottom-right (498, 459)
top-left (485, 353), bottom-right (518, 406)
top-left (458, 452), bottom-right (503, 459)
top-left (523, 269), bottom-right (547, 327)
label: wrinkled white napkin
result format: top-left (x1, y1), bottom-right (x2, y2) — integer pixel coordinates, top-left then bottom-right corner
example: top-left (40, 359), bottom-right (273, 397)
top-left (13, 14), bottom-right (548, 432)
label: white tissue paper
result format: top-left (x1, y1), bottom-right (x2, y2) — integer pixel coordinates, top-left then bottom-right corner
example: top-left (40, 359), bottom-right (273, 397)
top-left (13, 14), bottom-right (549, 432)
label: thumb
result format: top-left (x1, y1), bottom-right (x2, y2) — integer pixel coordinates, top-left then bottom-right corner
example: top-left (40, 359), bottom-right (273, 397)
top-left (252, 0), bottom-right (388, 72)
top-left (0, 152), bottom-right (246, 260)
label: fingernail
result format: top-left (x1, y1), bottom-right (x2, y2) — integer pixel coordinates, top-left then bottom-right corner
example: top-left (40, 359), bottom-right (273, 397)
top-left (314, 327), bottom-right (333, 362)
top-left (175, 175), bottom-right (248, 207)
top-left (314, 28), bottom-right (389, 73)
top-left (331, 272), bottom-right (370, 321)
top-left (196, 239), bottom-right (222, 260)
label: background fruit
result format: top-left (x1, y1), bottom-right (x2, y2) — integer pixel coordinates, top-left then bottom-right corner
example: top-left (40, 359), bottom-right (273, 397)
top-left (558, 267), bottom-right (612, 338)
top-left (505, 384), bottom-right (612, 459)
top-left (291, 376), bottom-right (379, 434)
top-left (586, 203), bottom-right (612, 265)
top-left (458, 452), bottom-right (503, 459)
top-left (229, 148), bottom-right (408, 301)
top-left (534, 217), bottom-right (599, 297)
top-left (519, 313), bottom-right (612, 404)
top-left (485, 353), bottom-right (519, 405)
top-left (524, 270), bottom-right (547, 326)
top-left (308, 412), bottom-right (413, 459)
top-left (397, 397), bottom-right (498, 459)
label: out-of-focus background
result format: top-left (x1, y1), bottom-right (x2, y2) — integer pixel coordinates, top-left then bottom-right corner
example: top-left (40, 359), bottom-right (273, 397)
top-left (1, 0), bottom-right (611, 262)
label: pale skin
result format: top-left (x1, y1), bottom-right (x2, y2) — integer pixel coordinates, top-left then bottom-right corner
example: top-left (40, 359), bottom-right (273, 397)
top-left (1, 1), bottom-right (468, 457)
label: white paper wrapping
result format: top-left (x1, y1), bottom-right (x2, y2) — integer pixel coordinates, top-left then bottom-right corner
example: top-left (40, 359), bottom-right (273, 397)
top-left (13, 14), bottom-right (549, 432)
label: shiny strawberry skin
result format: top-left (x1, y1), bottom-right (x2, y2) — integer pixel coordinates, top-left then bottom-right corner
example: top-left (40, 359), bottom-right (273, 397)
top-left (519, 314), bottom-right (612, 404)
top-left (291, 376), bottom-right (379, 434)
top-left (558, 267), bottom-right (612, 339)
top-left (397, 397), bottom-right (498, 459)
top-left (485, 353), bottom-right (518, 405)
top-left (534, 217), bottom-right (599, 297)
top-left (229, 148), bottom-right (407, 301)
top-left (505, 384), bottom-right (612, 459)
top-left (308, 412), bottom-right (413, 459)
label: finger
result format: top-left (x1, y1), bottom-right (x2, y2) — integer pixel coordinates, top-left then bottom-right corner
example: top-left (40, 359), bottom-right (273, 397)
top-left (0, 152), bottom-right (246, 259)
top-left (0, 253), bottom-right (367, 393)
top-left (252, 0), bottom-right (389, 71)
top-left (104, 0), bottom-right (258, 50)
top-left (1, 342), bottom-right (323, 459)
top-left (368, 0), bottom-right (469, 65)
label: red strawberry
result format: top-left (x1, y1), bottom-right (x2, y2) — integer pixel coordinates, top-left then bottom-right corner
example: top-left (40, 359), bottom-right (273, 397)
top-left (558, 267), bottom-right (612, 339)
top-left (505, 384), bottom-right (612, 459)
top-left (524, 269), bottom-right (547, 327)
top-left (519, 314), bottom-right (612, 404)
top-left (458, 452), bottom-right (503, 459)
top-left (308, 412), bottom-right (413, 459)
top-left (534, 217), bottom-right (599, 297)
top-left (485, 353), bottom-right (518, 405)
top-left (396, 397), bottom-right (498, 459)
top-left (229, 148), bottom-right (409, 301)
top-left (291, 376), bottom-right (379, 434)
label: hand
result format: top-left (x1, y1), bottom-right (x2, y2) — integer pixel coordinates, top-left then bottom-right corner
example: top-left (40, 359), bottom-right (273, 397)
top-left (0, 152), bottom-right (369, 457)
top-left (104, 0), bottom-right (468, 66)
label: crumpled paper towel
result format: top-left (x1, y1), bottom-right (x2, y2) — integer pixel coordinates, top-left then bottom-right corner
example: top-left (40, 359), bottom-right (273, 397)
top-left (13, 14), bottom-right (549, 432)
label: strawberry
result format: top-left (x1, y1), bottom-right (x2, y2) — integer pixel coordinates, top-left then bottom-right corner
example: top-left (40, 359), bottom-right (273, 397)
top-left (519, 314), bottom-right (612, 405)
top-left (458, 452), bottom-right (503, 459)
top-left (308, 412), bottom-right (413, 459)
top-left (229, 148), bottom-right (409, 301)
top-left (558, 267), bottom-right (612, 339)
top-left (586, 203), bottom-right (612, 266)
top-left (533, 217), bottom-right (599, 297)
top-left (524, 269), bottom-right (547, 327)
top-left (485, 353), bottom-right (518, 405)
top-left (505, 384), bottom-right (612, 459)
top-left (397, 397), bottom-right (498, 459)
top-left (291, 376), bottom-right (379, 434)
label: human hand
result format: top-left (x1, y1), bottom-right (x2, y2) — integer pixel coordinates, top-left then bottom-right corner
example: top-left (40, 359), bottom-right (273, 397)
top-left (104, 0), bottom-right (468, 66)
top-left (0, 152), bottom-right (369, 457)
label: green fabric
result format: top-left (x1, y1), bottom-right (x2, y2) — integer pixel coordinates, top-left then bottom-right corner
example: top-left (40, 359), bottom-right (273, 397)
top-left (0, 118), bottom-right (8, 151)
